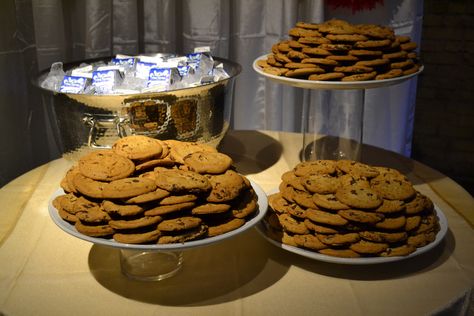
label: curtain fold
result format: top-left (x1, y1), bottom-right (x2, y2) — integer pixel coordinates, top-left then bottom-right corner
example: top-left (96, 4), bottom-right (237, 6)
top-left (0, 0), bottom-right (423, 187)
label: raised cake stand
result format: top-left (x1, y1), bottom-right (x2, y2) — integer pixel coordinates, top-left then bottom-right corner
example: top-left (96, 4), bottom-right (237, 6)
top-left (253, 54), bottom-right (423, 161)
top-left (48, 180), bottom-right (268, 281)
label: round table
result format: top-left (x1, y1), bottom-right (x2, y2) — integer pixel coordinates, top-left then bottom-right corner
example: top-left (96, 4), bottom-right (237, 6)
top-left (1, 130), bottom-right (473, 316)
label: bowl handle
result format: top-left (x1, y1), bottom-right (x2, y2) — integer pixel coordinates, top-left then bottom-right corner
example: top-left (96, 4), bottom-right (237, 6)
top-left (82, 113), bottom-right (129, 148)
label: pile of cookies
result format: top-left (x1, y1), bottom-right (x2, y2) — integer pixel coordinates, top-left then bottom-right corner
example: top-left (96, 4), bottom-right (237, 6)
top-left (257, 19), bottom-right (421, 81)
top-left (52, 135), bottom-right (258, 245)
top-left (264, 160), bottom-right (440, 258)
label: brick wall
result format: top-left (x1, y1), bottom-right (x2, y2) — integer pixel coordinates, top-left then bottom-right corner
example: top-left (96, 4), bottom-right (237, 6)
top-left (412, 0), bottom-right (474, 195)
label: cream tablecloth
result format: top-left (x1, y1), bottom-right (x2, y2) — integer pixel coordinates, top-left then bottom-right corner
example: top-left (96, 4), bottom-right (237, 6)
top-left (1, 130), bottom-right (473, 316)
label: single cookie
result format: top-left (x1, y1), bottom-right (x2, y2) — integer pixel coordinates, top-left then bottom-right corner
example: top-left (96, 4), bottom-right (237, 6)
top-left (302, 47), bottom-right (332, 56)
top-left (207, 218), bottom-right (245, 237)
top-left (294, 160), bottom-right (337, 176)
top-left (375, 69), bottom-right (403, 80)
top-left (400, 41), bottom-right (417, 51)
top-left (183, 151), bottom-right (233, 174)
top-left (157, 216), bottom-right (202, 232)
top-left (355, 58), bottom-right (390, 67)
top-left (335, 186), bottom-right (382, 209)
top-left (353, 39), bottom-right (391, 49)
top-left (288, 40), bottom-right (310, 49)
top-left (404, 192), bottom-right (432, 215)
top-left (285, 67), bottom-right (325, 78)
top-left (318, 248), bottom-right (361, 258)
top-left (374, 199), bottom-right (405, 214)
top-left (318, 43), bottom-right (353, 52)
top-left (113, 135), bottom-right (163, 160)
top-left (295, 22), bottom-right (320, 30)
top-left (301, 57), bottom-right (339, 67)
top-left (73, 173), bottom-right (107, 199)
top-left (57, 208), bottom-right (78, 223)
top-left (58, 193), bottom-right (80, 213)
top-left (341, 71), bottom-right (377, 81)
top-left (113, 229), bottom-right (161, 244)
top-left (262, 66), bottom-right (288, 76)
top-left (144, 201), bottom-right (196, 216)
top-left (102, 177), bottom-right (157, 199)
top-left (380, 244), bottom-right (416, 257)
top-left (350, 240), bottom-right (389, 254)
top-left (312, 193), bottom-right (350, 210)
top-left (405, 215), bottom-right (422, 232)
top-left (109, 216), bottom-right (162, 230)
top-left (334, 65), bottom-right (374, 73)
top-left (158, 225), bottom-right (207, 243)
top-left (305, 208), bottom-right (348, 226)
top-left (298, 36), bottom-right (331, 45)
top-left (102, 200), bottom-right (144, 217)
top-left (167, 140), bottom-right (217, 164)
top-left (78, 150), bottom-right (135, 182)
top-left (285, 203), bottom-right (307, 219)
top-left (232, 189), bottom-right (258, 219)
top-left (206, 170), bottom-right (246, 203)
top-left (374, 216), bottom-right (406, 230)
top-left (308, 72), bottom-right (345, 81)
top-left (318, 232), bottom-right (360, 246)
top-left (159, 194), bottom-right (198, 205)
top-left (288, 27), bottom-right (322, 38)
top-left (338, 209), bottom-right (384, 224)
top-left (349, 50), bottom-right (383, 58)
top-left (304, 219), bottom-right (339, 234)
top-left (336, 160), bottom-right (380, 178)
top-left (293, 190), bottom-right (318, 209)
top-left (355, 24), bottom-right (394, 39)
top-left (326, 55), bottom-right (359, 63)
top-left (287, 50), bottom-right (309, 60)
top-left (135, 158), bottom-right (175, 172)
top-left (75, 221), bottom-right (115, 237)
top-left (407, 230), bottom-right (437, 248)
top-left (294, 234), bottom-right (328, 250)
top-left (359, 231), bottom-right (407, 243)
top-left (414, 214), bottom-right (439, 234)
top-left (370, 177), bottom-right (416, 201)
top-left (268, 193), bottom-right (291, 214)
top-left (124, 188), bottom-right (170, 204)
top-left (274, 53), bottom-right (292, 64)
top-left (302, 173), bottom-right (340, 194)
top-left (338, 174), bottom-right (370, 189)
top-left (155, 169), bottom-right (211, 194)
top-left (382, 51), bottom-right (408, 60)
top-left (278, 213), bottom-right (309, 234)
top-left (326, 34), bottom-right (368, 42)
top-left (192, 203), bottom-right (231, 215)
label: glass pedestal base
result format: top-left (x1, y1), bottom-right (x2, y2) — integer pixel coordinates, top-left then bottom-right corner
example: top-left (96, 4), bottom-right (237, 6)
top-left (119, 249), bottom-right (183, 281)
top-left (301, 89), bottom-right (365, 161)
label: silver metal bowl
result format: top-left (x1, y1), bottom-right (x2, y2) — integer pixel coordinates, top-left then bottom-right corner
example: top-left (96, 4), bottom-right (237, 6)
top-left (35, 56), bottom-right (241, 160)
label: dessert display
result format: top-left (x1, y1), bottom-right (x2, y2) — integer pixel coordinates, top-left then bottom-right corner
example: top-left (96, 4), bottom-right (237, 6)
top-left (263, 160), bottom-right (440, 258)
top-left (51, 135), bottom-right (260, 245)
top-left (256, 19), bottom-right (421, 81)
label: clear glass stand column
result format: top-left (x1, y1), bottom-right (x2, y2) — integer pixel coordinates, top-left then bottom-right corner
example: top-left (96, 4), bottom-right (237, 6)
top-left (119, 249), bottom-right (183, 281)
top-left (302, 89), bottom-right (365, 161)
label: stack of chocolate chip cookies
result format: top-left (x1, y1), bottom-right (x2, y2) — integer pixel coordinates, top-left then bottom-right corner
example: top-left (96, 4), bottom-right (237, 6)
top-left (257, 19), bottom-right (421, 81)
top-left (265, 160), bottom-right (440, 258)
top-left (53, 135), bottom-right (258, 244)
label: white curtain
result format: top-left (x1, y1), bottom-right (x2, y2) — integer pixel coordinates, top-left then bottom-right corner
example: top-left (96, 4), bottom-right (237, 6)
top-left (0, 0), bottom-right (423, 185)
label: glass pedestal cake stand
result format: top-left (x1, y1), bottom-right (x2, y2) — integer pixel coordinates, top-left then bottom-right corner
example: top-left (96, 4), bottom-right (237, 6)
top-left (48, 180), bottom-right (268, 282)
top-left (253, 54), bottom-right (423, 161)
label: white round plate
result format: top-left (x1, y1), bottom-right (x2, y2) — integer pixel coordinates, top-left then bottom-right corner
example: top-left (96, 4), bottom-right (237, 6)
top-left (256, 203), bottom-right (448, 265)
top-left (253, 54), bottom-right (423, 90)
top-left (48, 180), bottom-right (268, 251)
